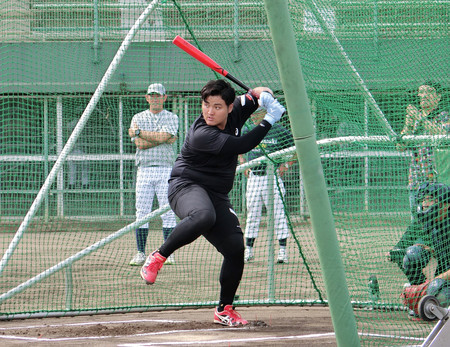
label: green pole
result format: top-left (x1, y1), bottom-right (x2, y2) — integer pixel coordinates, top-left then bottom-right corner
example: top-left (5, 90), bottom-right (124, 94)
top-left (263, 1), bottom-right (360, 346)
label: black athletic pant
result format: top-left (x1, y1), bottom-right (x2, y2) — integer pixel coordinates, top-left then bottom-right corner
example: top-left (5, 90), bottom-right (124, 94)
top-left (160, 182), bottom-right (245, 306)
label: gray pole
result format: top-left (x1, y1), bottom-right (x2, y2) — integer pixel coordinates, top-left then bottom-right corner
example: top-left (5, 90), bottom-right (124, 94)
top-left (263, 1), bottom-right (360, 346)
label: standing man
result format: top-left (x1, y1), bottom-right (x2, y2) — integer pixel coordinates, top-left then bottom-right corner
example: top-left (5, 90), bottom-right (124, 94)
top-left (140, 79), bottom-right (286, 326)
top-left (239, 107), bottom-right (296, 264)
top-left (399, 81), bottom-right (449, 221)
top-left (128, 83), bottom-right (178, 266)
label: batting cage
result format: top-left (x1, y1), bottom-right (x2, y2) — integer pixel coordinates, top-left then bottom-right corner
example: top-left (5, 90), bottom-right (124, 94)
top-left (0, 0), bottom-right (449, 346)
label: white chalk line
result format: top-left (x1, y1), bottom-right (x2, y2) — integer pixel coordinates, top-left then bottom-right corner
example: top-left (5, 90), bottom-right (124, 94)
top-left (117, 332), bottom-right (337, 346)
top-left (0, 318), bottom-right (186, 331)
top-left (0, 327), bottom-right (231, 342)
top-left (0, 318), bottom-right (426, 345)
top-left (117, 331), bottom-right (426, 347)
top-left (0, 317), bottom-right (335, 344)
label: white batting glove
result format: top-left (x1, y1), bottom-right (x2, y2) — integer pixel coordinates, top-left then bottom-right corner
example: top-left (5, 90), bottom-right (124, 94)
top-left (263, 99), bottom-right (286, 125)
top-left (259, 91), bottom-right (275, 108)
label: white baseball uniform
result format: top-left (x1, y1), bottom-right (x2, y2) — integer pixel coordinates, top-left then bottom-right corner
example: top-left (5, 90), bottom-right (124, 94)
top-left (242, 122), bottom-right (293, 241)
top-left (244, 171), bottom-right (290, 240)
top-left (131, 109), bottom-right (178, 229)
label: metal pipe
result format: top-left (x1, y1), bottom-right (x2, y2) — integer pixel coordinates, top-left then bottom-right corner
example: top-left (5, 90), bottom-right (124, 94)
top-left (233, 0), bottom-right (241, 62)
top-left (266, 162), bottom-right (275, 300)
top-left (263, 1), bottom-right (361, 346)
top-left (93, 0), bottom-right (100, 63)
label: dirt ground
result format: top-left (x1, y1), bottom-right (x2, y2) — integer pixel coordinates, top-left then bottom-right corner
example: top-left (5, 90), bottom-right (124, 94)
top-left (0, 306), bottom-right (337, 346)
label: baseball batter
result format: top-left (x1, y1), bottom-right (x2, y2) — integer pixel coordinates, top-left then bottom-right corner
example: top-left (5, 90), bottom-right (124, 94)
top-left (128, 83), bottom-right (178, 266)
top-left (140, 79), bottom-right (286, 326)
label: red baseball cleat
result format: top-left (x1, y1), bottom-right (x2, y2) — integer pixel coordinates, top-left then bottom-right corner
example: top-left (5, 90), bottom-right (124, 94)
top-left (140, 251), bottom-right (166, 285)
top-left (214, 305), bottom-right (248, 326)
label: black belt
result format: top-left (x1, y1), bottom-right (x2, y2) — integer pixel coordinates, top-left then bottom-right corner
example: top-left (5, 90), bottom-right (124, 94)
top-left (251, 164), bottom-right (267, 176)
top-left (251, 170), bottom-right (266, 176)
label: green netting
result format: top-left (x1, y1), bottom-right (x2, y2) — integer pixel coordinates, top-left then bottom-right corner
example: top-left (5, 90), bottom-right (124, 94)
top-left (435, 149), bottom-right (450, 186)
top-left (1, 0), bottom-right (449, 345)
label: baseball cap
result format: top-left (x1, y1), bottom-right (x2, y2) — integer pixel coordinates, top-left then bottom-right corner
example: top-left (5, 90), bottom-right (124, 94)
top-left (417, 182), bottom-right (450, 206)
top-left (147, 83), bottom-right (166, 95)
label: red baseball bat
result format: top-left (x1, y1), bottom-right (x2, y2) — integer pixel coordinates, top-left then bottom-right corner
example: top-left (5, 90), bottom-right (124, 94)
top-left (173, 35), bottom-right (251, 91)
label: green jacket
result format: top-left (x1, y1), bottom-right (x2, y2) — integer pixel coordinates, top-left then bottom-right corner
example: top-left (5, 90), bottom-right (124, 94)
top-left (389, 222), bottom-right (432, 265)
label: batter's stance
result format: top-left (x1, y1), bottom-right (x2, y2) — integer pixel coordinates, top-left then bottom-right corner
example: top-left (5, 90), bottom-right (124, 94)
top-left (140, 79), bottom-right (286, 326)
top-left (128, 83), bottom-right (178, 266)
